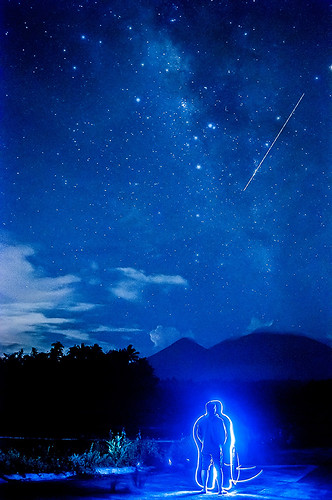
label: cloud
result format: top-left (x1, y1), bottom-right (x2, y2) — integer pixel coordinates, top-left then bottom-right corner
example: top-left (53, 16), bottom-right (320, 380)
top-left (65, 303), bottom-right (97, 312)
top-left (0, 243), bottom-right (88, 350)
top-left (58, 329), bottom-right (91, 341)
top-left (109, 267), bottom-right (188, 301)
top-left (0, 244), bottom-right (80, 302)
top-left (246, 316), bottom-right (274, 333)
top-left (149, 325), bottom-right (194, 349)
top-left (93, 326), bottom-right (143, 333)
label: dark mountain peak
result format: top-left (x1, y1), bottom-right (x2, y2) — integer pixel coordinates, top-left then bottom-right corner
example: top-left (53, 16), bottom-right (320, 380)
top-left (149, 332), bottom-right (332, 382)
top-left (148, 337), bottom-right (207, 380)
top-left (209, 332), bottom-right (332, 380)
top-left (171, 337), bottom-right (206, 350)
top-left (149, 337), bottom-right (206, 358)
top-left (211, 331), bottom-right (331, 354)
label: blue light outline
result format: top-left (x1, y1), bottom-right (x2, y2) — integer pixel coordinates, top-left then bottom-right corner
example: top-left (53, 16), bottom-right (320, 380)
top-left (192, 400), bottom-right (263, 491)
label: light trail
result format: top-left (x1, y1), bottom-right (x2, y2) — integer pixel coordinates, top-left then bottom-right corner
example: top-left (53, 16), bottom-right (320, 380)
top-left (193, 400), bottom-right (263, 492)
top-left (243, 93), bottom-right (305, 191)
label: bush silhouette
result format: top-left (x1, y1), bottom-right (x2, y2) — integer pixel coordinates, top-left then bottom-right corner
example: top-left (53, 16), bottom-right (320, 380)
top-left (0, 343), bottom-right (158, 438)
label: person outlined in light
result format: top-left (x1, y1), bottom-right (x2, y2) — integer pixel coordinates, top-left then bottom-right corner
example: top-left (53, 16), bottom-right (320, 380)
top-left (193, 399), bottom-right (262, 494)
top-left (193, 401), bottom-right (226, 495)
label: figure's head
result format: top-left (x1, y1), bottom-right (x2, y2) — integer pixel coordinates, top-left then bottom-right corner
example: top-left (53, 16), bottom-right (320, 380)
top-left (210, 400), bottom-right (223, 415)
top-left (205, 401), bottom-right (217, 415)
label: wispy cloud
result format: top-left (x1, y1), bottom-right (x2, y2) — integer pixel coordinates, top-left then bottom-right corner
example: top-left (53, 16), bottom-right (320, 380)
top-left (0, 242), bottom-right (91, 350)
top-left (149, 325), bottom-right (194, 349)
top-left (109, 267), bottom-right (188, 301)
top-left (0, 243), bottom-right (190, 353)
top-left (93, 326), bottom-right (143, 333)
top-left (246, 316), bottom-right (274, 333)
top-left (0, 244), bottom-right (80, 302)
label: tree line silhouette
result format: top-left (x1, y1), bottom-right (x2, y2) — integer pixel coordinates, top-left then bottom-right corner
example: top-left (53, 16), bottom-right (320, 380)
top-left (0, 342), bottom-right (158, 438)
top-left (0, 342), bottom-right (331, 453)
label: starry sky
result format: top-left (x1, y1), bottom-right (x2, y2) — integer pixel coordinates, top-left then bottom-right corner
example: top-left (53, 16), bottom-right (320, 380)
top-left (1, 0), bottom-right (331, 356)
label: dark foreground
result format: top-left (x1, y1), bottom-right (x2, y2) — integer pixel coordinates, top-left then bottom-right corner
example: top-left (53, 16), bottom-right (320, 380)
top-left (0, 450), bottom-right (331, 500)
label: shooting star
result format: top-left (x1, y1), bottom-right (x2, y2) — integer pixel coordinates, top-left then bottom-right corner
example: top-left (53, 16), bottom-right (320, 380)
top-left (243, 93), bottom-right (305, 191)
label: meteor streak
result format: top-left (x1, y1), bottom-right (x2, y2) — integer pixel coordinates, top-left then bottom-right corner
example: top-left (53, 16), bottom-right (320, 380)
top-left (243, 93), bottom-right (305, 191)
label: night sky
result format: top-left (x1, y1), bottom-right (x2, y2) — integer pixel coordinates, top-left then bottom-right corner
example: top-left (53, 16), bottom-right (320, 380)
top-left (1, 0), bottom-right (330, 356)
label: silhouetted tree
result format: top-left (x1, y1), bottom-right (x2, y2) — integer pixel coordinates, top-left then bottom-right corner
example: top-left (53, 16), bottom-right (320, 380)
top-left (1, 343), bottom-right (330, 448)
top-left (49, 342), bottom-right (64, 362)
top-left (0, 342), bottom-right (158, 438)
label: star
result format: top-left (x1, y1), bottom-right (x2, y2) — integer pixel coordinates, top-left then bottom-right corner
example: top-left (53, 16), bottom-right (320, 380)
top-left (1, 0), bottom-right (329, 358)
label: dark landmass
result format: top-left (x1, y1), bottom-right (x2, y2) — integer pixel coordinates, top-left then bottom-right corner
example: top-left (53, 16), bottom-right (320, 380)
top-left (148, 332), bottom-right (332, 381)
top-left (0, 336), bottom-right (331, 453)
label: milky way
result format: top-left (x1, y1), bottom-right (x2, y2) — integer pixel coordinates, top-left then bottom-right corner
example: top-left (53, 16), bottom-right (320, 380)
top-left (1, 0), bottom-right (330, 355)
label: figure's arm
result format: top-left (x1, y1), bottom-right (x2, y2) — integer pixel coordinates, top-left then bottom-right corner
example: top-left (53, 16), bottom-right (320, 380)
top-left (223, 420), bottom-right (227, 446)
top-left (193, 418), bottom-right (203, 444)
top-left (196, 423), bottom-right (203, 442)
top-left (222, 414), bottom-right (235, 463)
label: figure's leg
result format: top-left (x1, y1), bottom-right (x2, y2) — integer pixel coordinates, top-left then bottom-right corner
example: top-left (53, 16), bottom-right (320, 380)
top-left (214, 464), bottom-right (223, 494)
top-left (200, 453), bottom-right (211, 492)
top-left (222, 463), bottom-right (232, 490)
top-left (201, 469), bottom-right (207, 493)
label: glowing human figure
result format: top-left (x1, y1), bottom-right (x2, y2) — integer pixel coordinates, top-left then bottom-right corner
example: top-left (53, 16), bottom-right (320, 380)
top-left (193, 401), bottom-right (227, 494)
top-left (193, 400), bottom-right (262, 494)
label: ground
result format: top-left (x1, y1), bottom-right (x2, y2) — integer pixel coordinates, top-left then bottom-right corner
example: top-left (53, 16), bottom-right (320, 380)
top-left (0, 450), bottom-right (331, 499)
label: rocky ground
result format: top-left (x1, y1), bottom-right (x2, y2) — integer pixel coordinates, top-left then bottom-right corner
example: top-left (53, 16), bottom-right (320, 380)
top-left (0, 449), bottom-right (331, 500)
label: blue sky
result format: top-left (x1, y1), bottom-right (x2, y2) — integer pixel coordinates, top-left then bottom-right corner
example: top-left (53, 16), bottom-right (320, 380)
top-left (1, 0), bottom-right (330, 355)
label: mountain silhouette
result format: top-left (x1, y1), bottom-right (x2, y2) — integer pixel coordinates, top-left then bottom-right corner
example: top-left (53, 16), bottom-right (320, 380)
top-left (148, 333), bottom-right (332, 381)
top-left (148, 337), bottom-right (209, 380)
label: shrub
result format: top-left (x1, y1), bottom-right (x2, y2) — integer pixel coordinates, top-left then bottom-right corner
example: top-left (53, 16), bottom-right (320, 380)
top-left (105, 430), bottom-right (164, 467)
top-left (68, 449), bottom-right (104, 475)
top-left (105, 430), bottom-right (132, 467)
top-left (125, 432), bottom-right (164, 467)
top-left (0, 432), bottom-right (164, 476)
top-left (0, 448), bottom-right (64, 475)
